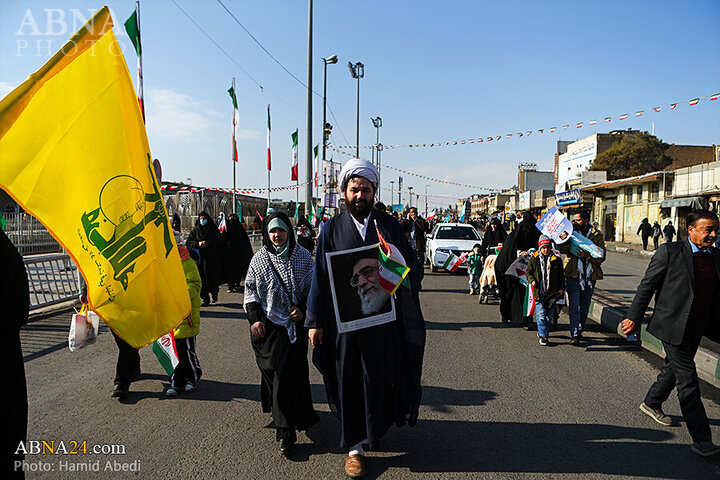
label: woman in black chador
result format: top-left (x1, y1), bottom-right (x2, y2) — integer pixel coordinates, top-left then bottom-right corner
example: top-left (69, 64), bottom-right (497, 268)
top-left (494, 216), bottom-right (541, 325)
top-left (186, 211), bottom-right (224, 306)
top-left (222, 213), bottom-right (253, 292)
top-left (243, 212), bottom-right (319, 456)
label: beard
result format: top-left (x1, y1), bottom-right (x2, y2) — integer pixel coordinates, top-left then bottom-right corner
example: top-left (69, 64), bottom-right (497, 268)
top-left (345, 197), bottom-right (374, 220)
top-left (358, 283), bottom-right (390, 315)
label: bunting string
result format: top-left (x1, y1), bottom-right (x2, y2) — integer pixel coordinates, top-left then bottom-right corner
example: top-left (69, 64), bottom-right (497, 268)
top-left (331, 92), bottom-right (719, 150)
top-left (161, 179), bottom-right (312, 195)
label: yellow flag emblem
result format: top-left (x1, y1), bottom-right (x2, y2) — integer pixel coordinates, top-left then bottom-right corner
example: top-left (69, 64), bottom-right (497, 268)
top-left (0, 7), bottom-right (190, 348)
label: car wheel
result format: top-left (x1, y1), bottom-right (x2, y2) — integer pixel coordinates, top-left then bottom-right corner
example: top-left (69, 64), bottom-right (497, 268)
top-left (430, 263), bottom-right (438, 273)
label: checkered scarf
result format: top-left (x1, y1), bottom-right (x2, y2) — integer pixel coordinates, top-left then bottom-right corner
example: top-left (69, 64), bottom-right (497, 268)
top-left (243, 244), bottom-right (314, 342)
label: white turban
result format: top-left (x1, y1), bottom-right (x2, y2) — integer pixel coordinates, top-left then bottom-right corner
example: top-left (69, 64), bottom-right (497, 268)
top-left (338, 158), bottom-right (378, 192)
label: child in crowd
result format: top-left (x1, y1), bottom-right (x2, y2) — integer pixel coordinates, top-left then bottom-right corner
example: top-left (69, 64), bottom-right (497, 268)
top-left (525, 235), bottom-right (565, 346)
top-left (167, 232), bottom-right (203, 396)
top-left (467, 243), bottom-right (483, 295)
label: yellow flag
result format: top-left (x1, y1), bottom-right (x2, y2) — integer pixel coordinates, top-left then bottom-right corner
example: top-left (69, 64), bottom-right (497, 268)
top-left (0, 7), bottom-right (190, 348)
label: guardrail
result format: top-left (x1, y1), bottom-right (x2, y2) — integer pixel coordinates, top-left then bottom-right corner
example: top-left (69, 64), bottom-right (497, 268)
top-left (4, 212), bottom-right (62, 255)
top-left (25, 254), bottom-right (81, 311)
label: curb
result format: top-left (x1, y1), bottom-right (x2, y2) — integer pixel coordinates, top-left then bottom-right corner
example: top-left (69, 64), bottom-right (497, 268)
top-left (605, 244), bottom-right (655, 258)
top-left (587, 300), bottom-right (720, 389)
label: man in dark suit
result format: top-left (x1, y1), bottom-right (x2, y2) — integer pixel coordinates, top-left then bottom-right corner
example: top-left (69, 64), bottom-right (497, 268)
top-left (622, 210), bottom-right (720, 457)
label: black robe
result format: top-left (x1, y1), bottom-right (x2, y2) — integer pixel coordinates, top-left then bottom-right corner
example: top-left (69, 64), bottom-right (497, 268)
top-left (222, 218), bottom-right (253, 284)
top-left (481, 226), bottom-right (508, 258)
top-left (0, 229), bottom-right (29, 478)
top-left (306, 210), bottom-right (426, 449)
top-left (186, 212), bottom-right (224, 297)
top-left (494, 217), bottom-right (541, 323)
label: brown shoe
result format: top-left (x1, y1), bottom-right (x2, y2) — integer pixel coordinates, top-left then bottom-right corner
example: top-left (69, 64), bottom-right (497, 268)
top-left (344, 454), bottom-right (365, 478)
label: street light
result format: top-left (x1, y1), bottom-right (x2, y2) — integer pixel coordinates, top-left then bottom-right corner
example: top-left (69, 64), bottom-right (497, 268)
top-left (389, 180), bottom-right (395, 211)
top-left (321, 54), bottom-right (338, 209)
top-left (408, 186), bottom-right (414, 208)
top-left (371, 116), bottom-right (382, 202)
top-left (424, 185), bottom-right (429, 217)
top-left (348, 61), bottom-right (364, 158)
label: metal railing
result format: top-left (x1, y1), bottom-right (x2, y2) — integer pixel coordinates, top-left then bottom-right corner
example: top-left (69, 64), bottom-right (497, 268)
top-left (25, 254), bottom-right (80, 310)
top-left (4, 212), bottom-right (61, 255)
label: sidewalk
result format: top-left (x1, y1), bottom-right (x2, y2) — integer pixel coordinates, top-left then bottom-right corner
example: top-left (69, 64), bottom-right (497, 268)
top-left (605, 240), bottom-right (658, 258)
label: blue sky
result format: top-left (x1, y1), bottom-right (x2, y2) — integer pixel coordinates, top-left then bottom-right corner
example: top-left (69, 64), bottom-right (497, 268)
top-left (1, 0), bottom-right (719, 210)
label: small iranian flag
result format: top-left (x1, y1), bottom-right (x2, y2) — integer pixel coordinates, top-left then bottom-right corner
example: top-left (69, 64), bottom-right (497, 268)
top-left (670, 103), bottom-right (679, 109)
top-left (375, 223), bottom-right (411, 294)
top-left (291, 129), bottom-right (299, 181)
top-left (309, 202), bottom-right (318, 227)
top-left (152, 332), bottom-right (179, 375)
top-left (550, 127), bottom-right (557, 133)
top-left (604, 117), bottom-right (612, 122)
top-left (563, 124), bottom-right (569, 129)
top-left (653, 107), bottom-right (662, 112)
top-left (619, 113), bottom-right (629, 120)
top-left (217, 212), bottom-right (227, 233)
top-left (710, 93), bottom-right (719, 101)
top-left (689, 98), bottom-right (700, 106)
top-left (588, 120), bottom-right (597, 125)
top-left (442, 252), bottom-right (467, 272)
top-left (520, 279), bottom-right (536, 316)
top-left (636, 110), bottom-right (644, 117)
top-left (124, 5), bottom-right (144, 121)
top-left (576, 122), bottom-right (583, 128)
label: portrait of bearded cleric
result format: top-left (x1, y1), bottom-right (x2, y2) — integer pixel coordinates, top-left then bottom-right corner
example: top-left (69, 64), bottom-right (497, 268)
top-left (326, 244), bottom-right (396, 333)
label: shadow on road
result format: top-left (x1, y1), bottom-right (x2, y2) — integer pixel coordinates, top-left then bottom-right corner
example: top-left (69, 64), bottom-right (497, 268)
top-left (421, 288), bottom-right (471, 294)
top-left (199, 308), bottom-right (247, 320)
top-left (360, 419), bottom-right (706, 479)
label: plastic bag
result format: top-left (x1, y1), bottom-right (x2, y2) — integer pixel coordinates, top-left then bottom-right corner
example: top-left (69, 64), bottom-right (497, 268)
top-left (68, 304), bottom-right (99, 351)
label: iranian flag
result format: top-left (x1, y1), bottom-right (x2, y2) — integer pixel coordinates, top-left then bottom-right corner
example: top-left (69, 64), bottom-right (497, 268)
top-left (519, 279), bottom-right (536, 316)
top-left (604, 117), bottom-right (612, 122)
top-left (710, 93), bottom-right (719, 101)
top-left (427, 211), bottom-right (436, 222)
top-left (217, 212), bottom-right (227, 233)
top-left (588, 120), bottom-right (597, 125)
top-left (550, 127), bottom-right (557, 133)
top-left (123, 4), bottom-right (144, 121)
top-left (576, 122), bottom-right (583, 128)
top-left (653, 107), bottom-right (662, 112)
top-left (689, 98), bottom-right (700, 106)
top-left (291, 129), bottom-right (299, 181)
top-left (670, 103), bottom-right (679, 109)
top-left (152, 332), bottom-right (179, 375)
top-left (442, 252), bottom-right (467, 272)
top-left (309, 202), bottom-right (318, 227)
top-left (228, 85), bottom-right (239, 162)
top-left (375, 223), bottom-right (411, 294)
top-left (636, 110), bottom-right (644, 117)
top-left (266, 105), bottom-right (272, 171)
top-left (619, 113), bottom-right (629, 120)
top-left (313, 144), bottom-right (319, 187)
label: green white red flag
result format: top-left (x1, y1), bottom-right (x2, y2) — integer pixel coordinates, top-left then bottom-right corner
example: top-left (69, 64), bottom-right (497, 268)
top-left (152, 332), bottom-right (179, 375)
top-left (520, 278), bottom-right (536, 316)
top-left (313, 144), bottom-right (319, 187)
top-left (636, 110), bottom-right (644, 117)
top-left (375, 223), bottom-right (411, 294)
top-left (123, 5), bottom-right (144, 121)
top-left (619, 113), bottom-right (629, 120)
top-left (689, 98), bottom-right (700, 106)
top-left (228, 85), bottom-right (239, 162)
top-left (291, 129), bottom-right (298, 181)
top-left (442, 252), bottom-right (467, 272)
top-left (711, 93), bottom-right (720, 101)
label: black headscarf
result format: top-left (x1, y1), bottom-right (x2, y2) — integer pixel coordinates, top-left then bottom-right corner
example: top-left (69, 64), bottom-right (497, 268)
top-left (262, 211), bottom-right (296, 256)
top-left (495, 216), bottom-right (541, 274)
top-left (171, 213), bottom-right (181, 232)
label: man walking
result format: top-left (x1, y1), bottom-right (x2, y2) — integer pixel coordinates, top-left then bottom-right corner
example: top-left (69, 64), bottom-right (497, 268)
top-left (305, 158), bottom-right (426, 478)
top-left (558, 210), bottom-right (606, 345)
top-left (403, 206), bottom-right (427, 284)
top-left (663, 221), bottom-right (676, 243)
top-left (622, 210), bottom-right (720, 457)
top-left (637, 218), bottom-right (652, 250)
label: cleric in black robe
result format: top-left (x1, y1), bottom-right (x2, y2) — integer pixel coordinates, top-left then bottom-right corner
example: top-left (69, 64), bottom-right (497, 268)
top-left (0, 190), bottom-right (30, 479)
top-left (222, 213), bottom-right (253, 292)
top-left (186, 211), bottom-right (224, 305)
top-left (305, 158), bottom-right (426, 478)
top-left (244, 212), bottom-right (318, 455)
top-left (494, 216), bottom-right (541, 324)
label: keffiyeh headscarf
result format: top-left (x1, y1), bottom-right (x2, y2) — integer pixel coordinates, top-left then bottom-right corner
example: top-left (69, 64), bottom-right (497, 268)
top-left (338, 158), bottom-right (378, 192)
top-left (244, 212), bottom-right (314, 342)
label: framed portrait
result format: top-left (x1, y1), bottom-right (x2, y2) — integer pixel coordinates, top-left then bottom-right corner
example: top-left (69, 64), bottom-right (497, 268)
top-left (326, 244), bottom-right (396, 334)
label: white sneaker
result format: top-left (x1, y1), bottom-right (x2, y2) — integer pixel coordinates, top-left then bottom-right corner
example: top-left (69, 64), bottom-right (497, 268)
top-left (166, 386), bottom-right (179, 396)
top-left (184, 382), bottom-right (197, 392)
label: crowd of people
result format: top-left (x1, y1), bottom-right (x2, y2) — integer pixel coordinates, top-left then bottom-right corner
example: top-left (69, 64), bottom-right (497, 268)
top-left (6, 160), bottom-right (720, 478)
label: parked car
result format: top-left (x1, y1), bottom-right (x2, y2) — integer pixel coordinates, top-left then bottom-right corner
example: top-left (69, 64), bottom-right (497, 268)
top-left (425, 223), bottom-right (482, 272)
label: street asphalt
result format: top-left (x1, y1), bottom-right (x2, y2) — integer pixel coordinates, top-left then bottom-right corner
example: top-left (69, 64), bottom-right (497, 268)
top-left (18, 265), bottom-right (720, 479)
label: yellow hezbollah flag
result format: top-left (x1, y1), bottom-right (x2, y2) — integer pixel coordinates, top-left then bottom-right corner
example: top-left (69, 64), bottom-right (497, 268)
top-left (0, 7), bottom-right (190, 348)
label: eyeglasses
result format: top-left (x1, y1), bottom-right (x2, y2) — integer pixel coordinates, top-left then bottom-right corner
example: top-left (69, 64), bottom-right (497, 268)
top-left (350, 265), bottom-right (380, 287)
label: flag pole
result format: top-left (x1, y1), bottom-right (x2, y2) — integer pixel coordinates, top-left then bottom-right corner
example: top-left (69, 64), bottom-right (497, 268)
top-left (231, 77), bottom-right (236, 214)
top-left (267, 104), bottom-right (271, 214)
top-left (135, 1), bottom-right (145, 122)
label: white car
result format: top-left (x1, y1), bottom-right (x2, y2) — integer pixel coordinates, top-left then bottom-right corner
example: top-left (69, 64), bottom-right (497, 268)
top-left (425, 223), bottom-right (482, 272)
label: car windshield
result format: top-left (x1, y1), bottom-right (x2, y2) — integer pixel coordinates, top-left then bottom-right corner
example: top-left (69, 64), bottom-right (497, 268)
top-left (435, 226), bottom-right (480, 240)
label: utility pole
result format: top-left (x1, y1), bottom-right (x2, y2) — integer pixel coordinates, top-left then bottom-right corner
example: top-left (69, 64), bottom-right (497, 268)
top-left (348, 61), bottom-right (364, 158)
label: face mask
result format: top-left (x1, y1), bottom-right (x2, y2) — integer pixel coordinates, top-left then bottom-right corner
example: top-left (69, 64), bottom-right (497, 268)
top-left (200, 218), bottom-right (207, 226)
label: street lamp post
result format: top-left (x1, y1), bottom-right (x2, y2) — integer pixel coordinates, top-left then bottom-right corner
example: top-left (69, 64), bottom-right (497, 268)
top-left (348, 61), bottom-right (364, 158)
top-left (424, 185), bottom-right (429, 217)
top-left (322, 54), bottom-right (338, 210)
top-left (390, 180), bottom-right (394, 210)
top-left (408, 186), bottom-right (414, 209)
top-left (371, 116), bottom-right (382, 201)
